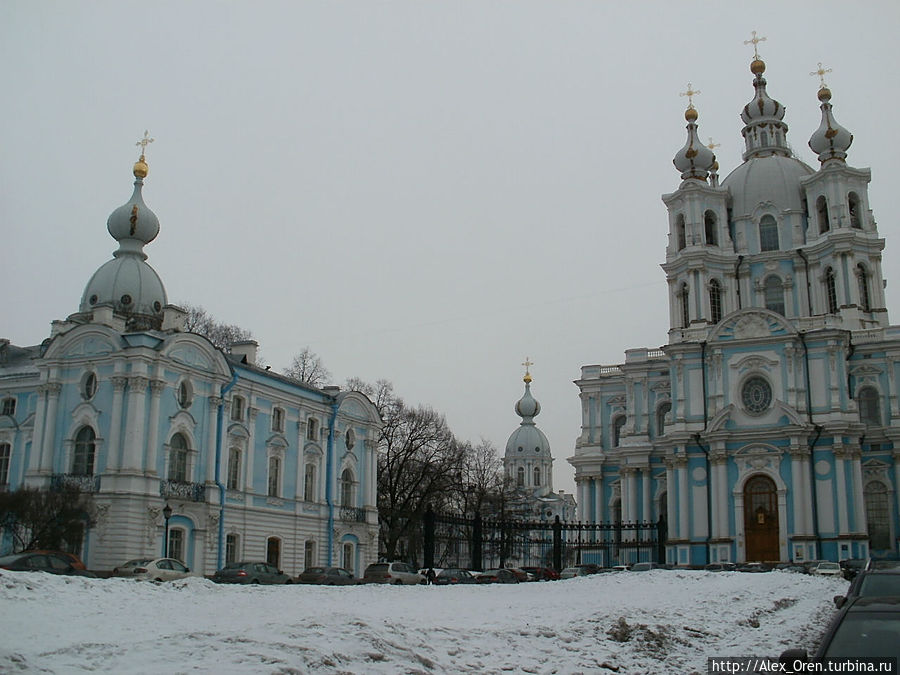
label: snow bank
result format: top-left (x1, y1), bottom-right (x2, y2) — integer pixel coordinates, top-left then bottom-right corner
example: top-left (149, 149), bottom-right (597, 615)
top-left (0, 569), bottom-right (845, 674)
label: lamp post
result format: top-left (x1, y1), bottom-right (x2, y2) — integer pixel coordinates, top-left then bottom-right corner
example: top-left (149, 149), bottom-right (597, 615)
top-left (163, 503), bottom-right (173, 558)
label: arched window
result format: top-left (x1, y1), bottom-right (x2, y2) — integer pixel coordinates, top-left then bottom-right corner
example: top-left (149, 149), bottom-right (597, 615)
top-left (226, 448), bottom-right (241, 490)
top-left (679, 282), bottom-right (690, 328)
top-left (342, 542), bottom-right (354, 573)
top-left (169, 433), bottom-right (189, 483)
top-left (304, 463), bottom-right (316, 501)
top-left (825, 267), bottom-right (838, 313)
top-left (759, 215), bottom-right (779, 252)
top-left (764, 276), bottom-right (785, 315)
top-left (516, 466), bottom-right (525, 487)
top-left (168, 529), bottom-right (185, 563)
top-left (340, 468), bottom-right (353, 506)
top-left (656, 402), bottom-right (671, 437)
top-left (864, 482), bottom-right (890, 550)
top-left (704, 211), bottom-right (718, 246)
top-left (816, 196), bottom-right (830, 233)
top-left (849, 192), bottom-right (861, 229)
top-left (709, 279), bottom-right (722, 324)
top-left (267, 455), bottom-right (281, 497)
top-left (612, 415), bottom-right (626, 447)
top-left (533, 466), bottom-right (541, 487)
top-left (760, 130), bottom-right (769, 146)
top-left (676, 214), bottom-right (686, 251)
top-left (857, 264), bottom-right (871, 312)
top-left (72, 426), bottom-right (96, 476)
top-left (858, 387), bottom-right (881, 426)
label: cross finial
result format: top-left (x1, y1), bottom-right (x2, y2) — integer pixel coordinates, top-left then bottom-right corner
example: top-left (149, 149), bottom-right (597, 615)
top-left (810, 62), bottom-right (832, 89)
top-left (135, 130), bottom-right (155, 158)
top-left (707, 137), bottom-right (720, 151)
top-left (522, 357), bottom-right (534, 373)
top-left (680, 82), bottom-right (700, 109)
top-left (744, 30), bottom-right (766, 60)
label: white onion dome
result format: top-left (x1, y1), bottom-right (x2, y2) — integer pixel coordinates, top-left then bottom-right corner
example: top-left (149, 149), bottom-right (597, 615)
top-left (808, 86), bottom-right (853, 166)
top-left (79, 155), bottom-right (167, 329)
top-left (673, 106), bottom-right (716, 181)
top-left (739, 59), bottom-right (791, 161)
top-left (504, 373), bottom-right (551, 459)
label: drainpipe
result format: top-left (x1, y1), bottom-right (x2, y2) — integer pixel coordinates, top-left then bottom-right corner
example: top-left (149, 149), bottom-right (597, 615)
top-left (215, 369), bottom-right (239, 571)
top-left (734, 256), bottom-right (745, 310)
top-left (797, 249), bottom-right (812, 316)
top-left (326, 397), bottom-right (339, 566)
top-left (799, 332), bottom-right (822, 559)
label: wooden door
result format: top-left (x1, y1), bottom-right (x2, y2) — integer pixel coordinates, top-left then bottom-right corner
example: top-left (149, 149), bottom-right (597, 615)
top-left (744, 475), bottom-right (779, 562)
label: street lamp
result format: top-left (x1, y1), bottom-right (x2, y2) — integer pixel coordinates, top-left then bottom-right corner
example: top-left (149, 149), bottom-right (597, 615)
top-left (163, 503), bottom-right (173, 558)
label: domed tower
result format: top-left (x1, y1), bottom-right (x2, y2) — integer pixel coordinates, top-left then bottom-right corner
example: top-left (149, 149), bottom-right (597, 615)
top-left (72, 133), bottom-right (168, 331)
top-left (504, 360), bottom-right (553, 497)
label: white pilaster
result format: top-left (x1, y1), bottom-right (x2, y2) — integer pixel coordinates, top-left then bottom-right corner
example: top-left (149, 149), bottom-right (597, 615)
top-left (122, 376), bottom-right (149, 471)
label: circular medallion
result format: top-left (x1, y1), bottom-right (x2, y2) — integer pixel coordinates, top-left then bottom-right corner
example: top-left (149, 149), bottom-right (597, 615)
top-left (741, 376), bottom-right (772, 414)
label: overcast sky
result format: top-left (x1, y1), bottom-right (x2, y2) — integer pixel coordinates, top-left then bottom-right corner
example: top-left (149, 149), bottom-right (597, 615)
top-left (4, 1), bottom-right (900, 495)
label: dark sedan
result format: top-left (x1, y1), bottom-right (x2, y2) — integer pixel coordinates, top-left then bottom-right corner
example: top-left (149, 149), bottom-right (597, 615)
top-left (297, 566), bottom-right (358, 585)
top-left (834, 569), bottom-right (900, 608)
top-left (0, 551), bottom-right (96, 577)
top-left (522, 566), bottom-right (559, 581)
top-left (433, 568), bottom-right (477, 585)
top-left (212, 561), bottom-right (293, 584)
top-left (477, 568), bottom-right (520, 584)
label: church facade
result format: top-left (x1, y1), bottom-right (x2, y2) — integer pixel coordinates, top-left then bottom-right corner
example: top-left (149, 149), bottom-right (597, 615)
top-left (0, 148), bottom-right (382, 576)
top-left (569, 53), bottom-right (900, 566)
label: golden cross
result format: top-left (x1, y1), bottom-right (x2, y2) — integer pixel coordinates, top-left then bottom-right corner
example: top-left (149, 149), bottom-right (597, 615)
top-left (810, 62), bottom-right (832, 88)
top-left (744, 30), bottom-right (766, 60)
top-left (522, 357), bottom-right (534, 373)
top-left (680, 82), bottom-right (700, 109)
top-left (707, 137), bottom-right (720, 151)
top-left (135, 130), bottom-right (155, 157)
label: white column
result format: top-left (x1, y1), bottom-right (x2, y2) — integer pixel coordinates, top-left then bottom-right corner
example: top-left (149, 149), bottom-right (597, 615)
top-left (628, 469), bottom-right (638, 524)
top-left (620, 470), bottom-right (630, 522)
top-left (27, 386), bottom-right (48, 474)
top-left (791, 450), bottom-right (805, 535)
top-left (594, 475), bottom-right (604, 524)
top-left (678, 460), bottom-right (689, 540)
top-left (122, 376), bottom-right (149, 471)
top-left (850, 450), bottom-right (866, 533)
top-left (718, 461), bottom-right (729, 538)
top-left (39, 383), bottom-right (62, 473)
top-left (145, 380), bottom-right (165, 476)
top-left (665, 461), bottom-right (675, 531)
top-left (207, 397), bottom-right (220, 485)
top-left (576, 479), bottom-right (586, 521)
top-left (709, 458), bottom-right (721, 538)
top-left (641, 468), bottom-right (651, 523)
top-left (834, 451), bottom-right (850, 535)
top-left (104, 376), bottom-right (127, 471)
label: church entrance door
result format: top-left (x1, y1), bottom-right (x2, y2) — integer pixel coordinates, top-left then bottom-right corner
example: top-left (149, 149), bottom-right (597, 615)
top-left (744, 475), bottom-right (779, 561)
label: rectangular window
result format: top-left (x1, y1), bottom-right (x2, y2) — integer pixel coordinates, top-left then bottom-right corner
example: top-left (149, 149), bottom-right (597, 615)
top-left (306, 418), bottom-right (318, 441)
top-left (272, 407), bottom-right (284, 433)
top-left (304, 540), bottom-right (316, 569)
top-left (268, 456), bottom-right (281, 497)
top-left (226, 448), bottom-right (241, 490)
top-left (1, 398), bottom-right (15, 416)
top-left (0, 443), bottom-right (10, 485)
top-left (168, 529), bottom-right (185, 563)
top-left (170, 449), bottom-right (187, 483)
top-left (266, 537), bottom-right (280, 568)
top-left (304, 463), bottom-right (315, 501)
top-left (231, 396), bottom-right (244, 422)
top-left (225, 533), bottom-right (238, 564)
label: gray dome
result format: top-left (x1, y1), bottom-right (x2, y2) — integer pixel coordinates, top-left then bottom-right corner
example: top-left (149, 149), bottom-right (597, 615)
top-left (505, 423), bottom-right (551, 458)
top-left (721, 154), bottom-right (814, 217)
top-left (80, 255), bottom-right (167, 320)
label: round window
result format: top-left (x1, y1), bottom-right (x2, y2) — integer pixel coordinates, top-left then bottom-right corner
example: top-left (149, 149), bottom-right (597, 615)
top-left (120, 294), bottom-right (132, 306)
top-left (741, 376), bottom-right (772, 414)
top-left (82, 372), bottom-right (98, 400)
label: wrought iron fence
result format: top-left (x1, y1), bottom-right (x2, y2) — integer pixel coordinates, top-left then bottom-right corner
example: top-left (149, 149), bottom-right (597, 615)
top-left (50, 473), bottom-right (100, 493)
top-left (339, 506), bottom-right (367, 523)
top-left (159, 479), bottom-right (205, 502)
top-left (413, 507), bottom-right (665, 571)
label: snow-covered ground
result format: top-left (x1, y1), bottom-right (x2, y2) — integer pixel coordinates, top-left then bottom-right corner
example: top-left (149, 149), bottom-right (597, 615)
top-left (0, 569), bottom-right (845, 674)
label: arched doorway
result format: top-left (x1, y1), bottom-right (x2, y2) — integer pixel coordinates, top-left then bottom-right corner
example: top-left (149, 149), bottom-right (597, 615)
top-left (744, 475), bottom-right (779, 561)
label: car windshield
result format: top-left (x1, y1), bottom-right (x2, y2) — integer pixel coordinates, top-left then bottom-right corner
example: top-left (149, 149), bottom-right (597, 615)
top-left (366, 564), bottom-right (388, 574)
top-left (824, 614), bottom-right (900, 658)
top-left (0, 554), bottom-right (24, 565)
top-left (124, 559), bottom-right (153, 567)
top-left (818, 562), bottom-right (840, 570)
top-left (858, 575), bottom-right (900, 597)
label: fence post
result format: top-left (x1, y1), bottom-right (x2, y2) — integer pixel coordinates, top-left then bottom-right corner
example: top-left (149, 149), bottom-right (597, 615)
top-left (471, 512), bottom-right (482, 571)
top-left (657, 515), bottom-right (667, 564)
top-left (423, 505), bottom-right (435, 570)
top-left (552, 516), bottom-right (562, 571)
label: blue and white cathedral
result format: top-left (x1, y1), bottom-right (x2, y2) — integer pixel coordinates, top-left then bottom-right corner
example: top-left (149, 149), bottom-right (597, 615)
top-left (569, 49), bottom-right (900, 566)
top-left (0, 144), bottom-right (382, 575)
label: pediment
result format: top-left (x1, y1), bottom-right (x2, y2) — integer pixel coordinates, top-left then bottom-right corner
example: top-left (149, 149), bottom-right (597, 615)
top-left (710, 309), bottom-right (796, 342)
top-left (160, 334), bottom-right (229, 375)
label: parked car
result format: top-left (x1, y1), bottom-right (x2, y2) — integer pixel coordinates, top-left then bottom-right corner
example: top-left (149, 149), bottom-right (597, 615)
top-left (432, 568), bottom-right (477, 585)
top-left (704, 562), bottom-right (737, 572)
top-left (781, 597), bottom-right (900, 662)
top-left (811, 561), bottom-right (842, 576)
top-left (363, 562), bottom-right (424, 585)
top-left (26, 550), bottom-right (87, 571)
top-left (839, 558), bottom-right (867, 581)
top-left (112, 557), bottom-right (197, 582)
top-left (611, 564), bottom-right (631, 572)
top-left (212, 561), bottom-right (293, 584)
top-left (522, 566), bottom-right (560, 581)
top-left (0, 551), bottom-right (96, 577)
top-left (866, 557), bottom-right (900, 571)
top-left (296, 566), bottom-right (358, 585)
top-left (631, 562), bottom-right (666, 572)
top-left (560, 566), bottom-right (591, 579)
top-left (477, 568), bottom-right (520, 584)
top-left (737, 562), bottom-right (770, 573)
top-left (577, 563), bottom-right (603, 574)
top-left (834, 569), bottom-right (900, 608)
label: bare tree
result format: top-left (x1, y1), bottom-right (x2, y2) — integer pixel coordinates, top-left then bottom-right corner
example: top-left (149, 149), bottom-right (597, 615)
top-left (181, 303), bottom-right (254, 351)
top-left (0, 486), bottom-right (96, 552)
top-left (283, 347), bottom-right (331, 387)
